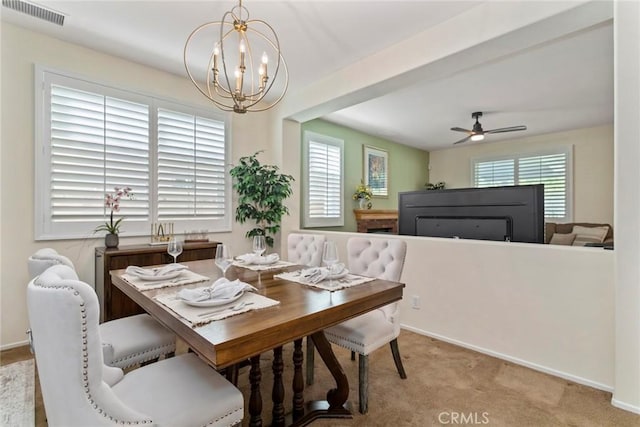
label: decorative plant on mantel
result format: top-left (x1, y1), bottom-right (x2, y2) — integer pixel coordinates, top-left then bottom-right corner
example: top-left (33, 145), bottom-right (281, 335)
top-left (229, 152), bottom-right (294, 247)
top-left (425, 181), bottom-right (446, 190)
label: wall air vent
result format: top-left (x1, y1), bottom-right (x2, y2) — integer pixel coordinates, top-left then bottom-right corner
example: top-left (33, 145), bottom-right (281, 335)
top-left (2, 0), bottom-right (65, 26)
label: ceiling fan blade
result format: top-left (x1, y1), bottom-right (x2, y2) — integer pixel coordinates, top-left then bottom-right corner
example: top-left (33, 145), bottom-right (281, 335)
top-left (453, 135), bottom-right (472, 145)
top-left (450, 127), bottom-right (472, 133)
top-left (485, 125), bottom-right (527, 134)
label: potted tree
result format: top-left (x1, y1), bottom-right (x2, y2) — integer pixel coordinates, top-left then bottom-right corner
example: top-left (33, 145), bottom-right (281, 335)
top-left (229, 152), bottom-right (294, 247)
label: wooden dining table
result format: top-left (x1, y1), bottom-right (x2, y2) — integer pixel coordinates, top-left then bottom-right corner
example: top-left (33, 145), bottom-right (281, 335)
top-left (111, 259), bottom-right (404, 426)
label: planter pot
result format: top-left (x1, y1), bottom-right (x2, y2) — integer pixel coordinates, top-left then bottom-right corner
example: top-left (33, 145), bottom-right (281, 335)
top-left (105, 233), bottom-right (119, 248)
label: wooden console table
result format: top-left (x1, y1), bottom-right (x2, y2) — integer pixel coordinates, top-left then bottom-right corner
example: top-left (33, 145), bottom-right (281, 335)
top-left (95, 241), bottom-right (218, 322)
top-left (354, 209), bottom-right (399, 233)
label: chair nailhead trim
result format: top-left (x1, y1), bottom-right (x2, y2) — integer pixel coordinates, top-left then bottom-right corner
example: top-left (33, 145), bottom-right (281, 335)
top-left (203, 406), bottom-right (244, 426)
top-left (33, 281), bottom-right (154, 425)
top-left (325, 331), bottom-right (366, 354)
top-left (109, 342), bottom-right (176, 369)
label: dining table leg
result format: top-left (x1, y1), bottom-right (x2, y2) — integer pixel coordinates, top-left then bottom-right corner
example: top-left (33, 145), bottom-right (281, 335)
top-left (249, 355), bottom-right (263, 427)
top-left (292, 339), bottom-right (305, 420)
top-left (290, 331), bottom-right (352, 426)
top-left (272, 346), bottom-right (285, 426)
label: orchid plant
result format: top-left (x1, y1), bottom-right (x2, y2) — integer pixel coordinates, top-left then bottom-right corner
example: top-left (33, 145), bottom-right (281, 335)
top-left (94, 186), bottom-right (134, 235)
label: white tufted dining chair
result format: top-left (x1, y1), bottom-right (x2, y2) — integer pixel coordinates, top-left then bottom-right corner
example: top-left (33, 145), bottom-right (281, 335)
top-left (286, 233), bottom-right (327, 385)
top-left (322, 237), bottom-right (407, 414)
top-left (28, 248), bottom-right (176, 369)
top-left (287, 233), bottom-right (326, 268)
top-left (28, 265), bottom-right (244, 427)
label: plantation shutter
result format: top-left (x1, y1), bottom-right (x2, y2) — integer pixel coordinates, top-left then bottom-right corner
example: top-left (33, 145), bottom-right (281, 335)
top-left (308, 140), bottom-right (342, 219)
top-left (518, 153), bottom-right (567, 219)
top-left (49, 84), bottom-right (150, 224)
top-left (474, 159), bottom-right (515, 187)
top-left (473, 150), bottom-right (570, 221)
top-left (157, 108), bottom-right (227, 219)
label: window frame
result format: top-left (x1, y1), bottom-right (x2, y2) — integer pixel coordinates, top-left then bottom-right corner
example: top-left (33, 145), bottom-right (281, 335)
top-left (302, 130), bottom-right (345, 228)
top-left (34, 65), bottom-right (232, 241)
top-left (470, 146), bottom-right (573, 222)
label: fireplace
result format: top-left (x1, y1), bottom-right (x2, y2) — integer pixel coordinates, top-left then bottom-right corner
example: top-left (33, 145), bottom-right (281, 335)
top-left (354, 209), bottom-right (398, 234)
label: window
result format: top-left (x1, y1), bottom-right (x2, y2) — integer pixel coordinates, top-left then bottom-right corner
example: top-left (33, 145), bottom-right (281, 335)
top-left (472, 148), bottom-right (572, 222)
top-left (35, 67), bottom-right (231, 240)
top-left (302, 131), bottom-right (344, 227)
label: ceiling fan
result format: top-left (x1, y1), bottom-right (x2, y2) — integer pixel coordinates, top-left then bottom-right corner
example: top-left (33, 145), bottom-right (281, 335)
top-left (451, 112), bottom-right (527, 144)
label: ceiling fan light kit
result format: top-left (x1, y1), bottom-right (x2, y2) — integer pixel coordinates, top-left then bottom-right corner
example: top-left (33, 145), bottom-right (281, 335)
top-left (451, 111), bottom-right (526, 145)
top-left (184, 0), bottom-right (288, 114)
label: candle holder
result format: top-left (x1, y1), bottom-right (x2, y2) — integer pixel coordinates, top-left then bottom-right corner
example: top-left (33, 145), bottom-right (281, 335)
top-left (150, 222), bottom-right (174, 245)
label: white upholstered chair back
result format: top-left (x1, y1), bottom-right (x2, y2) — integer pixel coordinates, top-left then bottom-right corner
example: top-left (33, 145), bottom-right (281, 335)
top-left (27, 248), bottom-right (75, 279)
top-left (287, 233), bottom-right (326, 267)
top-left (347, 237), bottom-right (406, 282)
top-left (347, 237), bottom-right (407, 328)
top-left (28, 265), bottom-right (150, 426)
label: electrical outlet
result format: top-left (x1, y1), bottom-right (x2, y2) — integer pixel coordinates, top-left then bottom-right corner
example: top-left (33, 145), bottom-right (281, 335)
top-left (411, 295), bottom-right (420, 309)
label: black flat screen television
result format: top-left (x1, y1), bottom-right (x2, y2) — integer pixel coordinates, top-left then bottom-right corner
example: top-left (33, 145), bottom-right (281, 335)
top-left (398, 185), bottom-right (544, 243)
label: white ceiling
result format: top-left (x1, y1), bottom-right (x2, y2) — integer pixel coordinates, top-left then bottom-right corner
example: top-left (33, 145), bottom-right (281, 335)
top-left (1, 1), bottom-right (613, 151)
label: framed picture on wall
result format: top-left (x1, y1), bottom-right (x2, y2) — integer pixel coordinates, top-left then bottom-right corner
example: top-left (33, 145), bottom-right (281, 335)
top-left (363, 145), bottom-right (389, 197)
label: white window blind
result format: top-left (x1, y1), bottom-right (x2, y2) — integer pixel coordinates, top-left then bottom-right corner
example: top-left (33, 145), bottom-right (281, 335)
top-left (472, 149), bottom-right (572, 221)
top-left (48, 84), bottom-right (149, 233)
top-left (474, 159), bottom-right (514, 187)
top-left (518, 153), bottom-right (568, 218)
top-left (36, 67), bottom-right (231, 240)
top-left (157, 109), bottom-right (227, 220)
top-left (303, 131), bottom-right (344, 227)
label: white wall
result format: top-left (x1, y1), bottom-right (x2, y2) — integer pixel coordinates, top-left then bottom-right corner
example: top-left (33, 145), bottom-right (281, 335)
top-left (428, 125), bottom-right (614, 225)
top-left (0, 24), bottom-right (271, 348)
top-left (293, 230), bottom-right (615, 390)
top-left (612, 0), bottom-right (640, 413)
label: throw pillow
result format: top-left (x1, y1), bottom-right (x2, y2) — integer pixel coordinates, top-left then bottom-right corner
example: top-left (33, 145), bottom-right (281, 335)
top-left (571, 225), bottom-right (609, 246)
top-left (549, 233), bottom-right (576, 246)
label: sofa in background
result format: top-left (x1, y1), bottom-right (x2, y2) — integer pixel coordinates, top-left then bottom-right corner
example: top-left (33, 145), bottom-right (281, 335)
top-left (545, 222), bottom-right (614, 247)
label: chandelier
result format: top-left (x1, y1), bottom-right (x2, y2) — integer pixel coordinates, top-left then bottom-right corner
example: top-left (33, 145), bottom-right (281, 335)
top-left (184, 0), bottom-right (288, 114)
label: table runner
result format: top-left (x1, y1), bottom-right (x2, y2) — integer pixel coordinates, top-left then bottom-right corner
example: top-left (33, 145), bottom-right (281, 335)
top-left (121, 270), bottom-right (210, 291)
top-left (274, 271), bottom-right (375, 291)
top-left (155, 290), bottom-right (280, 327)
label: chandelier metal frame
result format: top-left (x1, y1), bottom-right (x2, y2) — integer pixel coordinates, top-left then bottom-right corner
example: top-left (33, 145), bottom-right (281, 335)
top-left (184, 0), bottom-right (288, 114)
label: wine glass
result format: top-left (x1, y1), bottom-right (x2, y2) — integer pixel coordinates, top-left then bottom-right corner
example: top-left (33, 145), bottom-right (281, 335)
top-left (252, 235), bottom-right (266, 258)
top-left (322, 241), bottom-right (339, 286)
top-left (215, 244), bottom-right (233, 279)
top-left (167, 238), bottom-right (183, 263)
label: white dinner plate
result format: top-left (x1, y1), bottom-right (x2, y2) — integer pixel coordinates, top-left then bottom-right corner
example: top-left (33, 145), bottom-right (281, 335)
top-left (327, 269), bottom-right (349, 280)
top-left (253, 256), bottom-right (279, 265)
top-left (135, 270), bottom-right (183, 281)
top-left (181, 291), bottom-right (244, 307)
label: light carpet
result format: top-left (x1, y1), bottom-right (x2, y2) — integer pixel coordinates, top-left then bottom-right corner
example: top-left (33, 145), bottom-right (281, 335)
top-left (1, 359), bottom-right (34, 427)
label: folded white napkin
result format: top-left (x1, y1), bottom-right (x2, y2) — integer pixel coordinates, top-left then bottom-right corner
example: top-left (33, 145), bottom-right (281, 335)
top-left (236, 253), bottom-right (280, 265)
top-left (300, 263), bottom-right (345, 283)
top-left (176, 277), bottom-right (257, 303)
top-left (125, 263), bottom-right (188, 278)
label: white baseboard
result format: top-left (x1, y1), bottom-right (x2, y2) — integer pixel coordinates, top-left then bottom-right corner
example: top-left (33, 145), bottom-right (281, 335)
top-left (400, 324), bottom-right (614, 393)
top-left (0, 340), bottom-right (29, 352)
top-left (611, 398), bottom-right (640, 414)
